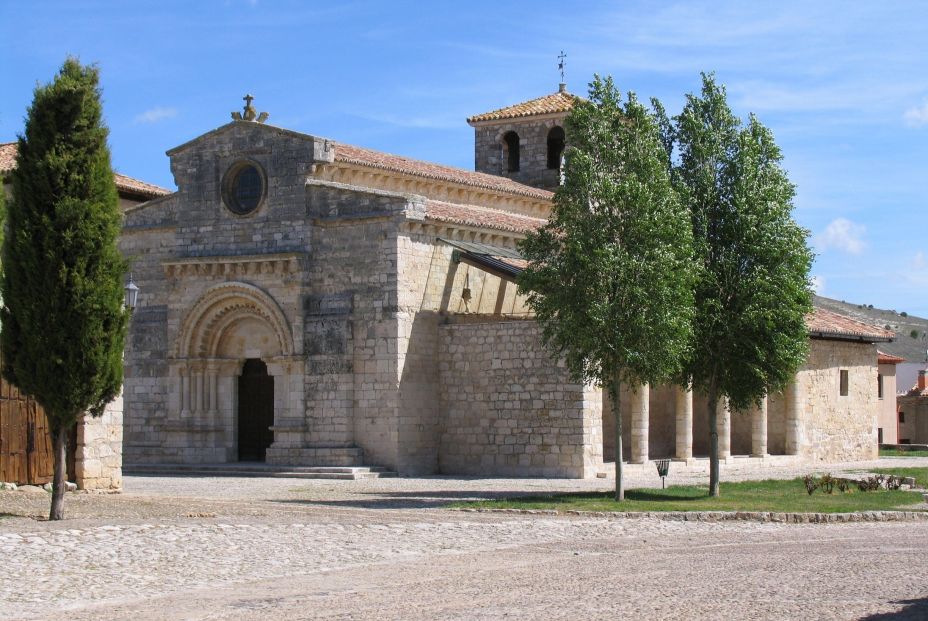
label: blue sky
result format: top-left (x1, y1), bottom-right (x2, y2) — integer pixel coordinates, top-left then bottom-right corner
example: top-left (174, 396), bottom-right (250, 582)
top-left (2, 1), bottom-right (926, 316)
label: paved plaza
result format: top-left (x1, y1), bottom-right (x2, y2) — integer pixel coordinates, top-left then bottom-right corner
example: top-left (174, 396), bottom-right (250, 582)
top-left (3, 457), bottom-right (928, 620)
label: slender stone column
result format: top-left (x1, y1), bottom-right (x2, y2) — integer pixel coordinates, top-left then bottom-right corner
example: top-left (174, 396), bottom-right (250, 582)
top-left (178, 369), bottom-right (190, 416)
top-left (751, 396), bottom-right (768, 457)
top-left (195, 370), bottom-right (204, 414)
top-left (207, 367), bottom-right (218, 414)
top-left (675, 386), bottom-right (693, 460)
top-left (717, 397), bottom-right (731, 459)
top-left (630, 383), bottom-right (650, 463)
top-left (180, 368), bottom-right (190, 416)
top-left (785, 377), bottom-right (803, 455)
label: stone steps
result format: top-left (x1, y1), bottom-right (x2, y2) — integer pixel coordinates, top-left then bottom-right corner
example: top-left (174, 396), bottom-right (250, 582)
top-left (123, 463), bottom-right (397, 480)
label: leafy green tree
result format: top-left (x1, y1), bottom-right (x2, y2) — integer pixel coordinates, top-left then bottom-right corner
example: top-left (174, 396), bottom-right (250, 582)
top-left (519, 76), bottom-right (695, 500)
top-left (0, 178), bottom-right (6, 259)
top-left (656, 74), bottom-right (813, 497)
top-left (2, 59), bottom-right (127, 520)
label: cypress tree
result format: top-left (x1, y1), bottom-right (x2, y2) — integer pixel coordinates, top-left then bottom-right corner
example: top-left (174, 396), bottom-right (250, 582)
top-left (1, 58), bottom-right (127, 520)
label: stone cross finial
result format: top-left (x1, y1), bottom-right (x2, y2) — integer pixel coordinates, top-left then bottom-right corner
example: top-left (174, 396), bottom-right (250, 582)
top-left (231, 94), bottom-right (269, 123)
top-left (242, 93), bottom-right (257, 121)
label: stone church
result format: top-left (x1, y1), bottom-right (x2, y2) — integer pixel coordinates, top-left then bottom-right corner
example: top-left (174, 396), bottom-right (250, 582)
top-left (121, 88), bottom-right (893, 477)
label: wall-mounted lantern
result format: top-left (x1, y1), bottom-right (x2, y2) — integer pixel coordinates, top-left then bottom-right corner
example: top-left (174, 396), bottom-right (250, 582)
top-left (124, 275), bottom-right (139, 313)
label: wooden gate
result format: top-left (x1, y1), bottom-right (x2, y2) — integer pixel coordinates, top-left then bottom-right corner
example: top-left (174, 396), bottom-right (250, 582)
top-left (0, 379), bottom-right (56, 485)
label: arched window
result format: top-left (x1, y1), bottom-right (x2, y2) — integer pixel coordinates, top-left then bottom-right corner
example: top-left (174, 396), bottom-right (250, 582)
top-left (502, 131), bottom-right (520, 172)
top-left (547, 126), bottom-right (565, 170)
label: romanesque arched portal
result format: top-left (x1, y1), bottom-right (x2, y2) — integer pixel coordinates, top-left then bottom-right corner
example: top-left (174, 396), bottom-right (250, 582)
top-left (170, 282), bottom-right (304, 463)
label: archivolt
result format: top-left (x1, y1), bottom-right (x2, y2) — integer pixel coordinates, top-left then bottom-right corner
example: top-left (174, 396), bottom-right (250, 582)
top-left (177, 281), bottom-right (294, 358)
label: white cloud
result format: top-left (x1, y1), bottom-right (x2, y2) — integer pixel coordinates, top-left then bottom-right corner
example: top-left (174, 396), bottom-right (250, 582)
top-left (134, 106), bottom-right (178, 124)
top-left (815, 218), bottom-right (867, 255)
top-left (915, 251), bottom-right (926, 269)
top-left (811, 275), bottom-right (826, 294)
top-left (903, 100), bottom-right (928, 127)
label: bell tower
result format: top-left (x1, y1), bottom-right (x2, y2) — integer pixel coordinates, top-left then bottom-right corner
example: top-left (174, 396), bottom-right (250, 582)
top-left (466, 55), bottom-right (576, 190)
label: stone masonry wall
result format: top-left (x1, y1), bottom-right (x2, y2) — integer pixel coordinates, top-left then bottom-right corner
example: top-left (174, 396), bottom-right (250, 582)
top-left (74, 394), bottom-right (123, 490)
top-left (304, 182), bottom-right (409, 470)
top-left (438, 320), bottom-right (602, 478)
top-left (800, 339), bottom-right (878, 461)
top-left (121, 122), bottom-right (324, 464)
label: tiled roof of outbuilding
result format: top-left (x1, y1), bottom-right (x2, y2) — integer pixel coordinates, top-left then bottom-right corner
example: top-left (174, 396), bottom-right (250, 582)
top-left (467, 90), bottom-right (579, 124)
top-left (333, 142), bottom-right (553, 201)
top-left (878, 351), bottom-right (906, 364)
top-left (0, 142), bottom-right (171, 200)
top-left (807, 307), bottom-right (895, 342)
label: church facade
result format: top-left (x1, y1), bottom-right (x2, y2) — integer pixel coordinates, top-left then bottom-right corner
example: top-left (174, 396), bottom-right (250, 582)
top-left (120, 91), bottom-right (892, 477)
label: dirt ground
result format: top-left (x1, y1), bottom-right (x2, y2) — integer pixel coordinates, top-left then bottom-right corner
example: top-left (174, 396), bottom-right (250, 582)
top-left (3, 458), bottom-right (928, 620)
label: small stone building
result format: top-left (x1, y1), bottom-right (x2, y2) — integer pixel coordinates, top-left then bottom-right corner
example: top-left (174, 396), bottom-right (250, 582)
top-left (876, 351), bottom-right (904, 444)
top-left (119, 90), bottom-right (893, 477)
top-left (0, 142), bottom-right (170, 489)
top-left (897, 369), bottom-right (928, 445)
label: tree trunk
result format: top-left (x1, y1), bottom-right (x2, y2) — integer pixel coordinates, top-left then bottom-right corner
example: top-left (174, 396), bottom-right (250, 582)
top-left (49, 425), bottom-right (68, 521)
top-left (611, 373), bottom-right (624, 502)
top-left (707, 386), bottom-right (720, 498)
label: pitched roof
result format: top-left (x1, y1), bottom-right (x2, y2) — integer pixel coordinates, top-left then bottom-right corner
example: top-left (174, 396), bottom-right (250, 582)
top-left (807, 307), bottom-right (895, 342)
top-left (878, 351), bottom-right (906, 364)
top-left (333, 142), bottom-right (553, 201)
top-left (467, 90), bottom-right (579, 124)
top-left (425, 200), bottom-right (545, 234)
top-left (0, 142), bottom-right (171, 200)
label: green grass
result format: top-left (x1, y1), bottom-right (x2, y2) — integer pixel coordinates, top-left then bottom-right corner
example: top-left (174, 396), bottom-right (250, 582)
top-left (871, 466), bottom-right (928, 483)
top-left (451, 477), bottom-right (925, 514)
top-left (879, 449), bottom-right (928, 457)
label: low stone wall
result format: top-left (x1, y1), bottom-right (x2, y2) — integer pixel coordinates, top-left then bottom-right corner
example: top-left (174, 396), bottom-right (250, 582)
top-left (74, 394), bottom-right (123, 490)
top-left (438, 320), bottom-right (602, 478)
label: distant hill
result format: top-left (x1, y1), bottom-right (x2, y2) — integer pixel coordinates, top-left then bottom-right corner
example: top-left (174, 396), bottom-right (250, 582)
top-left (814, 295), bottom-right (928, 362)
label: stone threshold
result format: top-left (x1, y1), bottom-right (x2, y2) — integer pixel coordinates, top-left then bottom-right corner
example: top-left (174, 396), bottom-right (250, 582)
top-left (123, 462), bottom-right (397, 480)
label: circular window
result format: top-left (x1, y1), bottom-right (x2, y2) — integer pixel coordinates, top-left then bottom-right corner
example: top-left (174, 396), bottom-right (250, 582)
top-left (222, 161), bottom-right (266, 215)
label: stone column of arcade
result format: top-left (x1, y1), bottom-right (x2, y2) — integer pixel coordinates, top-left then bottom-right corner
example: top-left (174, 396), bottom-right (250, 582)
top-left (674, 385), bottom-right (693, 460)
top-left (751, 396), bottom-right (769, 457)
top-left (630, 383), bottom-right (650, 463)
top-left (717, 397), bottom-right (731, 460)
top-left (785, 377), bottom-right (803, 456)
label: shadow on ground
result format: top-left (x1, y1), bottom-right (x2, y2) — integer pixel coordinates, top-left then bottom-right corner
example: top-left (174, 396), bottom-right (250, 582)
top-left (272, 489), bottom-right (556, 510)
top-left (271, 489), bottom-right (701, 510)
top-left (858, 599), bottom-right (928, 620)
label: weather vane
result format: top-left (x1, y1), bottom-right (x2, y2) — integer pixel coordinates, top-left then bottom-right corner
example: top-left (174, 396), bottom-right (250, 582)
top-left (558, 51), bottom-right (567, 85)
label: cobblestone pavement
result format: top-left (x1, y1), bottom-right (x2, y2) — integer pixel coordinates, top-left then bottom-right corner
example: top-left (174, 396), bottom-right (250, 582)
top-left (2, 457), bottom-right (928, 620)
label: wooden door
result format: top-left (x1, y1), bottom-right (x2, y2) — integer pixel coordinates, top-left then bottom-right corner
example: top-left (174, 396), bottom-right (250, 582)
top-left (0, 379), bottom-right (55, 485)
top-left (0, 395), bottom-right (27, 483)
top-left (237, 359), bottom-right (274, 462)
top-left (27, 401), bottom-right (55, 483)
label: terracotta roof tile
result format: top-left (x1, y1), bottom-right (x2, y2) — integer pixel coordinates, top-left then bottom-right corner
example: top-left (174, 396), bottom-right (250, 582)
top-left (878, 351), bottom-right (906, 364)
top-left (807, 307), bottom-right (895, 342)
top-left (0, 142), bottom-right (170, 200)
top-left (425, 200), bottom-right (545, 234)
top-left (333, 142), bottom-right (553, 201)
top-left (467, 90), bottom-right (579, 124)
